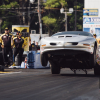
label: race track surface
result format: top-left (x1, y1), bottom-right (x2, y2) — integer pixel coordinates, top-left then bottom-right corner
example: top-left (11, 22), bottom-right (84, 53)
top-left (0, 68), bottom-right (100, 100)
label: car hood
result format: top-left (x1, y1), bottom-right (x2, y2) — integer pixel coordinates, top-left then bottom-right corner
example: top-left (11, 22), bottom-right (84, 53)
top-left (43, 35), bottom-right (90, 43)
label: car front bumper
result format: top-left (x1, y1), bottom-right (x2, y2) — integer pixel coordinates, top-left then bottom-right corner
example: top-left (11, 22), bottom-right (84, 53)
top-left (40, 45), bottom-right (94, 55)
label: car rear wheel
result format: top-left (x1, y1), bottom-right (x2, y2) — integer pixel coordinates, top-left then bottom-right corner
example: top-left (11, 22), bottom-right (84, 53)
top-left (0, 66), bottom-right (4, 72)
top-left (49, 60), bottom-right (60, 74)
top-left (40, 53), bottom-right (48, 66)
top-left (94, 62), bottom-right (100, 75)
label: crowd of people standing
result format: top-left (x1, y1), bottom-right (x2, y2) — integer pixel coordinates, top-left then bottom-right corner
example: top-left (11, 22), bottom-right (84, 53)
top-left (0, 27), bottom-right (40, 68)
top-left (29, 39), bottom-right (40, 52)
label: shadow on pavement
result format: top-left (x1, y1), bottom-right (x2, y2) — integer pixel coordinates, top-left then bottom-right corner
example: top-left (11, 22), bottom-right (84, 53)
top-left (60, 73), bottom-right (100, 77)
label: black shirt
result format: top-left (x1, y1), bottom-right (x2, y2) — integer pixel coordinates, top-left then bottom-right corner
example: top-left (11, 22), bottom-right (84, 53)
top-left (1, 33), bottom-right (13, 47)
top-left (29, 43), bottom-right (37, 51)
top-left (14, 38), bottom-right (24, 48)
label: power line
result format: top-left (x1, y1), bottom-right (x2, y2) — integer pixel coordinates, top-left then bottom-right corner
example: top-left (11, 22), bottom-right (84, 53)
top-left (0, 11), bottom-right (37, 19)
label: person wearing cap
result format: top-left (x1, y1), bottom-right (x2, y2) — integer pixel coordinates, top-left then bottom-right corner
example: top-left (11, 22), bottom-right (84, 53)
top-left (31, 41), bottom-right (37, 51)
top-left (93, 34), bottom-right (96, 39)
top-left (0, 27), bottom-right (14, 67)
top-left (16, 31), bottom-right (20, 36)
top-left (93, 34), bottom-right (99, 45)
top-left (13, 32), bottom-right (26, 66)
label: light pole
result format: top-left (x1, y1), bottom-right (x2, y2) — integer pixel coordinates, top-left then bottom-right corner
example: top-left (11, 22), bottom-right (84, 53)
top-left (28, 0), bottom-right (35, 32)
top-left (38, 0), bottom-right (47, 39)
top-left (60, 8), bottom-right (73, 31)
top-left (38, 0), bottom-right (43, 37)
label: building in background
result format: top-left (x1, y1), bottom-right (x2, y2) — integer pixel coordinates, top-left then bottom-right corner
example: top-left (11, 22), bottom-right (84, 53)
top-left (83, 0), bottom-right (100, 40)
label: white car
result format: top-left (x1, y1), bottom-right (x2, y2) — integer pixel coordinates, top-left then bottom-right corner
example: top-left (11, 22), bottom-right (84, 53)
top-left (40, 31), bottom-right (100, 75)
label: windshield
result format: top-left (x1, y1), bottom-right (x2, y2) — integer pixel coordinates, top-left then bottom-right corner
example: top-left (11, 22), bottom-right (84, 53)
top-left (52, 31), bottom-right (93, 37)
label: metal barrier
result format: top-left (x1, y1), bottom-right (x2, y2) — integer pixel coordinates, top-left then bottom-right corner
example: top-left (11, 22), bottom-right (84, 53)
top-left (27, 51), bottom-right (35, 68)
top-left (20, 51), bottom-right (50, 69)
top-left (9, 51), bottom-right (50, 69)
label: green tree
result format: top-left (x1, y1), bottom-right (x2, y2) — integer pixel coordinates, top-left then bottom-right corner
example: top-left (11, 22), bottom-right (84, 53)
top-left (67, 0), bottom-right (84, 31)
top-left (42, 0), bottom-right (84, 35)
top-left (0, 0), bottom-right (19, 32)
top-left (0, 0), bottom-right (84, 34)
top-left (42, 0), bottom-right (67, 36)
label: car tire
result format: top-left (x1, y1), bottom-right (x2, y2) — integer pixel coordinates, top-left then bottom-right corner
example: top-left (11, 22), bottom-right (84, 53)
top-left (0, 66), bottom-right (4, 72)
top-left (94, 62), bottom-right (100, 75)
top-left (90, 46), bottom-right (96, 67)
top-left (40, 53), bottom-right (48, 66)
top-left (49, 60), bottom-right (60, 74)
top-left (0, 52), bottom-right (4, 65)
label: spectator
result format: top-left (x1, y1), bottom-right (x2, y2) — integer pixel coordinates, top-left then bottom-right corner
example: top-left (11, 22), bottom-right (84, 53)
top-left (0, 27), bottom-right (14, 67)
top-left (13, 32), bottom-right (26, 66)
top-left (93, 34), bottom-right (96, 39)
top-left (31, 41), bottom-right (37, 51)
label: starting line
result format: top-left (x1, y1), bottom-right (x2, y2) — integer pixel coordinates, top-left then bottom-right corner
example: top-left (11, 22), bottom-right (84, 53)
top-left (0, 71), bottom-right (21, 75)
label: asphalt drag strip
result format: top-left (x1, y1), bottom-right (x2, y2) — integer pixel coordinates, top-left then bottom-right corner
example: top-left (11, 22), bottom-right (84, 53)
top-left (0, 68), bottom-right (100, 100)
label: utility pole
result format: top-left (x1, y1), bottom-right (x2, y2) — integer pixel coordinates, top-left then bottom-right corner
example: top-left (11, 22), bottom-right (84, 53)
top-left (28, 0), bottom-right (31, 31)
top-left (60, 8), bottom-right (73, 32)
top-left (38, 0), bottom-right (42, 37)
top-left (22, 0), bottom-right (25, 25)
top-left (23, 12), bottom-right (25, 24)
top-left (75, 0), bottom-right (77, 31)
top-left (65, 12), bottom-right (67, 31)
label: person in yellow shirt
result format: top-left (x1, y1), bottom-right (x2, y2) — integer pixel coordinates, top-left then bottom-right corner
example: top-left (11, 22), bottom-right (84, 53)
top-left (93, 34), bottom-right (96, 39)
top-left (13, 32), bottom-right (26, 66)
top-left (0, 27), bottom-right (14, 67)
top-left (93, 34), bottom-right (99, 43)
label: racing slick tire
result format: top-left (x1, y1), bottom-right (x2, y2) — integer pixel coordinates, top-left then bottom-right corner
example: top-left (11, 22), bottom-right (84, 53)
top-left (94, 62), bottom-right (100, 76)
top-left (0, 66), bottom-right (4, 72)
top-left (49, 60), bottom-right (60, 74)
top-left (40, 53), bottom-right (48, 66)
top-left (90, 46), bottom-right (96, 68)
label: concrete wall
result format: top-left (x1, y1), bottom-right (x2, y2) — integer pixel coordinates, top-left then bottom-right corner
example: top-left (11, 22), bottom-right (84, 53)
top-left (84, 0), bottom-right (100, 17)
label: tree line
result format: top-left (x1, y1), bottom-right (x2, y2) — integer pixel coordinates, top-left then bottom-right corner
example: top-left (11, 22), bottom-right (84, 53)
top-left (0, 0), bottom-right (84, 35)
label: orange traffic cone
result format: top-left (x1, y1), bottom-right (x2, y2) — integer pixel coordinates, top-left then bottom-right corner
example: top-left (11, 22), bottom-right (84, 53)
top-left (25, 57), bottom-right (27, 69)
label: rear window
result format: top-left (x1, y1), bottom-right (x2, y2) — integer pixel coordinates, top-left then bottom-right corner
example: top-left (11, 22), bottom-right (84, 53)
top-left (52, 31), bottom-right (93, 37)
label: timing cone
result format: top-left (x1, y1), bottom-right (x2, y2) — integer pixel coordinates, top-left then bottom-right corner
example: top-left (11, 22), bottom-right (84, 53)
top-left (25, 57), bottom-right (27, 69)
